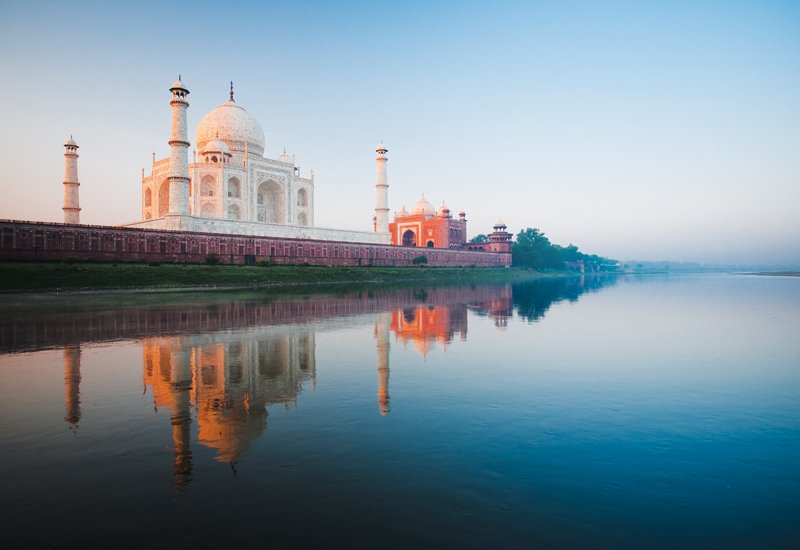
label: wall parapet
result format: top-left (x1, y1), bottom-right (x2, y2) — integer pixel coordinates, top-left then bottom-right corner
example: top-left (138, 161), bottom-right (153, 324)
top-left (0, 219), bottom-right (511, 267)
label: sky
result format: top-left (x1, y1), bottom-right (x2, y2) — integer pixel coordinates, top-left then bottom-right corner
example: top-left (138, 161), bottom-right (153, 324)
top-left (0, 0), bottom-right (798, 265)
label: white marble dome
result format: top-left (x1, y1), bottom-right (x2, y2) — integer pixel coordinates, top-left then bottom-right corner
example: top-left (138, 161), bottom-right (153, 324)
top-left (202, 139), bottom-right (229, 154)
top-left (412, 195), bottom-right (435, 217)
top-left (196, 99), bottom-right (265, 157)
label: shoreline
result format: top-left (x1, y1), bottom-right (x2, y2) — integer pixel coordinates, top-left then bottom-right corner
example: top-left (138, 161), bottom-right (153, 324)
top-left (0, 262), bottom-right (580, 296)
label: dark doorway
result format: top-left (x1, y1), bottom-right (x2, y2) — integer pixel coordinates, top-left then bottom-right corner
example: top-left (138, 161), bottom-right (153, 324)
top-left (402, 230), bottom-right (416, 247)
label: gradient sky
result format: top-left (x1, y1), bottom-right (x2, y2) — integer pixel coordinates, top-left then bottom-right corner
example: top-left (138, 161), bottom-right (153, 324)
top-left (0, 0), bottom-right (797, 264)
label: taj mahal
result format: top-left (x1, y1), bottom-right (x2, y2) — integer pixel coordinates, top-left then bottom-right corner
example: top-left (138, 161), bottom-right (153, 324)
top-left (1, 78), bottom-right (512, 266)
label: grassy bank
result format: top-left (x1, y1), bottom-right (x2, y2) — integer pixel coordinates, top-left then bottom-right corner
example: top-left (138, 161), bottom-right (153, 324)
top-left (0, 261), bottom-right (560, 293)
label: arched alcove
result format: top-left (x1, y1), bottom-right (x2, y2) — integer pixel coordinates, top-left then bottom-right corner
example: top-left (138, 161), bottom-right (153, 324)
top-left (297, 188), bottom-right (308, 207)
top-left (201, 202), bottom-right (216, 217)
top-left (228, 204), bottom-right (240, 220)
top-left (157, 180), bottom-right (169, 217)
top-left (298, 212), bottom-right (308, 226)
top-left (256, 180), bottom-right (285, 223)
top-left (402, 230), bottom-right (416, 247)
top-left (201, 175), bottom-right (215, 197)
top-left (228, 177), bottom-right (241, 198)
top-left (144, 188), bottom-right (152, 207)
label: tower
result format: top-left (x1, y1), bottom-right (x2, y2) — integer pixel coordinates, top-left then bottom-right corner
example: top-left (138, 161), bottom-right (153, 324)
top-left (167, 77), bottom-right (191, 216)
top-left (375, 312), bottom-right (391, 416)
top-left (63, 345), bottom-right (81, 427)
top-left (62, 136), bottom-right (80, 224)
top-left (374, 142), bottom-right (389, 233)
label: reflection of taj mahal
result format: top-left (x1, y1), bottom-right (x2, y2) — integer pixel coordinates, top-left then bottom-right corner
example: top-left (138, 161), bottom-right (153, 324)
top-left (142, 329), bottom-right (316, 486)
top-left (52, 286), bottom-right (516, 487)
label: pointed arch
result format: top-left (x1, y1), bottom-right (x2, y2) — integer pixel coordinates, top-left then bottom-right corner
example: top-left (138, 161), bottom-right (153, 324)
top-left (256, 179), bottom-right (286, 223)
top-left (297, 188), bottom-right (308, 207)
top-left (228, 177), bottom-right (241, 198)
top-left (157, 179), bottom-right (169, 217)
top-left (144, 187), bottom-right (152, 207)
top-left (201, 202), bottom-right (216, 217)
top-left (298, 212), bottom-right (308, 226)
top-left (201, 175), bottom-right (215, 197)
top-left (227, 204), bottom-right (240, 220)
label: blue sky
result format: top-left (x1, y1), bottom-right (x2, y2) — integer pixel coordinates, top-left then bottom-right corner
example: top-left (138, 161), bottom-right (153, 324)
top-left (0, 0), bottom-right (798, 264)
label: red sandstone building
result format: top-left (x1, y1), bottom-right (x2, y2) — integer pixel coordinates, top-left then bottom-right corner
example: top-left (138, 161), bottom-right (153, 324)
top-left (387, 196), bottom-right (513, 254)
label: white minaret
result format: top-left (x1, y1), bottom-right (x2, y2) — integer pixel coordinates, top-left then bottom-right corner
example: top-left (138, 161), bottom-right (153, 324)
top-left (374, 142), bottom-right (389, 233)
top-left (167, 77), bottom-right (190, 216)
top-left (62, 136), bottom-right (81, 224)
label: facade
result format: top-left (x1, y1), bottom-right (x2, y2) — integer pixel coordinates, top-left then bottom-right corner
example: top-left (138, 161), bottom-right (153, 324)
top-left (388, 196), bottom-right (467, 249)
top-left (128, 79), bottom-right (388, 245)
top-left (140, 84), bottom-right (315, 228)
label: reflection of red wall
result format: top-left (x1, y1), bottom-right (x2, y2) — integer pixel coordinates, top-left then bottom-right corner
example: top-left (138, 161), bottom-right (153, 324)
top-left (390, 305), bottom-right (467, 355)
top-left (0, 220), bottom-right (509, 266)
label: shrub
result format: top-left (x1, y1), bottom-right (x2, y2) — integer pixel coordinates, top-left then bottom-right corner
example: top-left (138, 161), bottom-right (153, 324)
top-left (256, 259), bottom-right (271, 267)
top-left (412, 255), bottom-right (428, 265)
top-left (148, 261), bottom-right (161, 267)
top-left (62, 255), bottom-right (79, 264)
top-left (204, 253), bottom-right (221, 265)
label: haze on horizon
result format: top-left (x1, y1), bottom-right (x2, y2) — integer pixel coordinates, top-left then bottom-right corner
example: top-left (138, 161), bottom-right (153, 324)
top-left (0, 0), bottom-right (797, 266)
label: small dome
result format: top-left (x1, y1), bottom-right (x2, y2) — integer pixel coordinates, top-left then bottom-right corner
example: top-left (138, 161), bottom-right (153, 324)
top-left (376, 142), bottom-right (388, 153)
top-left (64, 136), bottom-right (78, 147)
top-left (494, 219), bottom-right (506, 227)
top-left (277, 150), bottom-right (292, 164)
top-left (170, 78), bottom-right (187, 91)
top-left (412, 195), bottom-right (435, 217)
top-left (437, 202), bottom-right (451, 217)
top-left (196, 97), bottom-right (265, 157)
top-left (202, 139), bottom-right (229, 154)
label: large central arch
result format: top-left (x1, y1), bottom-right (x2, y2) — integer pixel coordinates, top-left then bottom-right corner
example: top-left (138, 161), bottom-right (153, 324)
top-left (257, 180), bottom-right (286, 224)
top-left (402, 229), bottom-right (416, 247)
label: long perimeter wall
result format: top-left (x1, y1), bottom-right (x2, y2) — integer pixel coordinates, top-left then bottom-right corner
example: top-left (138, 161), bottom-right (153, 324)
top-left (0, 220), bottom-right (511, 267)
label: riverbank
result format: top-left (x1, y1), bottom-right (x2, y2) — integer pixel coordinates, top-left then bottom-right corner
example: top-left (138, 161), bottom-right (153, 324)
top-left (0, 262), bottom-right (563, 294)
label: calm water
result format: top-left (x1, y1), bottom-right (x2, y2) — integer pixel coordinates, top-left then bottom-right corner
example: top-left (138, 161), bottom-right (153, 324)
top-left (0, 274), bottom-right (798, 548)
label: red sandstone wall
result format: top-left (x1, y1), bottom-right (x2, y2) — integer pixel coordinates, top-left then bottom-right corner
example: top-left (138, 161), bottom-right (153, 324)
top-left (0, 220), bottom-right (511, 267)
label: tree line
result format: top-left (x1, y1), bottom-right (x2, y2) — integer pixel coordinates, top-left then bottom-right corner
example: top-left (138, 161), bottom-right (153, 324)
top-left (506, 228), bottom-right (619, 272)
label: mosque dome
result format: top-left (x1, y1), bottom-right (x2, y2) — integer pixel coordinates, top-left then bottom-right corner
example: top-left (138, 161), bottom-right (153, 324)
top-left (412, 195), bottom-right (435, 217)
top-left (196, 98), bottom-right (265, 157)
top-left (202, 139), bottom-right (229, 154)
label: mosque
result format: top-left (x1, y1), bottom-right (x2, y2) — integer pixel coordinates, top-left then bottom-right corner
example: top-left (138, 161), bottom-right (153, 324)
top-left (61, 78), bottom-right (513, 256)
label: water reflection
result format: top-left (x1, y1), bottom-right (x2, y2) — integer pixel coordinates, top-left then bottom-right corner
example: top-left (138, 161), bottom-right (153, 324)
top-left (1, 276), bottom-right (617, 488)
top-left (63, 345), bottom-right (81, 429)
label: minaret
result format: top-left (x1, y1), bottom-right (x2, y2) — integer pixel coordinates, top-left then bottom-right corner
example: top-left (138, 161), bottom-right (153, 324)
top-left (167, 77), bottom-right (190, 216)
top-left (374, 142), bottom-right (389, 233)
top-left (169, 347), bottom-right (193, 489)
top-left (62, 136), bottom-right (80, 224)
top-left (375, 312), bottom-right (391, 416)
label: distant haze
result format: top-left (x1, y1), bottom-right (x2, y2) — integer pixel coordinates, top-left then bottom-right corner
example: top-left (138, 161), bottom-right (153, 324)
top-left (0, 0), bottom-right (798, 265)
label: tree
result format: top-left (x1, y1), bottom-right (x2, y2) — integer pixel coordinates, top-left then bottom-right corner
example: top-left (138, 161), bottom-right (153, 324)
top-left (469, 234), bottom-right (489, 243)
top-left (512, 228), bottom-right (564, 269)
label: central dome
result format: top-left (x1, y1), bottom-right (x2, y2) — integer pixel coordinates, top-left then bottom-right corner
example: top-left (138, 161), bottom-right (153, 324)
top-left (196, 99), bottom-right (265, 157)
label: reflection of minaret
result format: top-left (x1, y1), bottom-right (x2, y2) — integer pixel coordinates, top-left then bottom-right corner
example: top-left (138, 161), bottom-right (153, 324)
top-left (375, 312), bottom-right (391, 416)
top-left (63, 345), bottom-right (81, 428)
top-left (169, 348), bottom-right (192, 489)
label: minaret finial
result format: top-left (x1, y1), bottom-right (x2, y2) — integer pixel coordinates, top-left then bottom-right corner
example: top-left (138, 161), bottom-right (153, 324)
top-left (178, 74), bottom-right (181, 81)
top-left (229, 81), bottom-right (234, 101)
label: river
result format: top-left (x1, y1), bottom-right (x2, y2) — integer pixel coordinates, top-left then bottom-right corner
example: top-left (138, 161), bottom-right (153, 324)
top-left (0, 273), bottom-right (797, 548)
